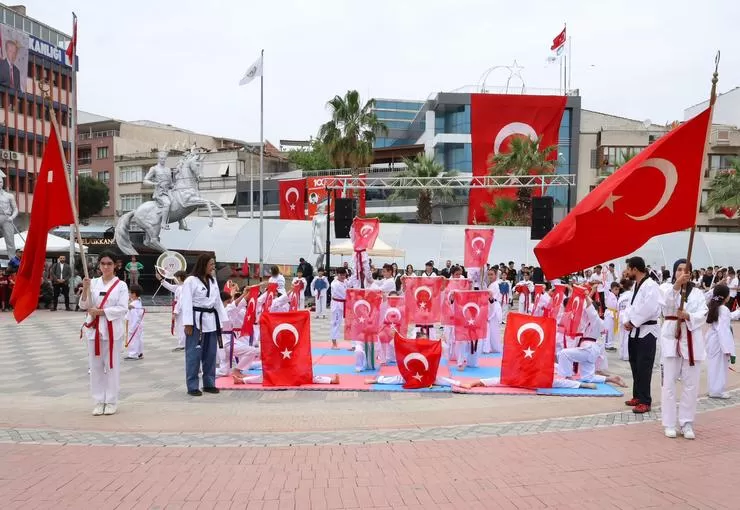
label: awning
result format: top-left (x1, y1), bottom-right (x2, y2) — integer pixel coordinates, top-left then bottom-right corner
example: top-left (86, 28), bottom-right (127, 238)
top-left (330, 238), bottom-right (405, 258)
top-left (0, 232), bottom-right (86, 253)
top-left (199, 190), bottom-right (236, 205)
top-left (200, 163), bottom-right (230, 178)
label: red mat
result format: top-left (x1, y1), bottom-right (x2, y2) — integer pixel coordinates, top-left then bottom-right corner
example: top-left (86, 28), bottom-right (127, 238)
top-left (217, 374), bottom-right (370, 391)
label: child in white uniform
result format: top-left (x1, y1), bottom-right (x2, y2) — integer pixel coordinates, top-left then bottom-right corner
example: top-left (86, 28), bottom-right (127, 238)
top-left (617, 278), bottom-right (634, 361)
top-left (124, 284), bottom-right (145, 360)
top-left (156, 270), bottom-right (187, 351)
top-left (705, 283), bottom-right (740, 399)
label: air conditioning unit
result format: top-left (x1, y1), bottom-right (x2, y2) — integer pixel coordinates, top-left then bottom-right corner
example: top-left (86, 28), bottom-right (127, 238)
top-left (716, 130), bottom-right (730, 145)
top-left (1, 151), bottom-right (9, 160)
top-left (10, 151), bottom-right (19, 161)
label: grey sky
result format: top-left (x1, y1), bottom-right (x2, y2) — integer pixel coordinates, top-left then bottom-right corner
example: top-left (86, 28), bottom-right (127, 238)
top-left (26, 0), bottom-right (740, 144)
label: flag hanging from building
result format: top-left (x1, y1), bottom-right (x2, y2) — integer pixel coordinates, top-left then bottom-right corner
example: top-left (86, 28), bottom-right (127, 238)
top-left (534, 108), bottom-right (711, 279)
top-left (65, 13), bottom-right (77, 62)
top-left (239, 55), bottom-right (263, 86)
top-left (551, 26), bottom-right (566, 53)
top-left (278, 178), bottom-right (306, 220)
top-left (11, 123), bottom-right (75, 323)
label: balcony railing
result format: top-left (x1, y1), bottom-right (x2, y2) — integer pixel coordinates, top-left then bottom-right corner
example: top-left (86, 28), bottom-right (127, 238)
top-left (78, 157), bottom-right (91, 166)
top-left (79, 130), bottom-right (120, 140)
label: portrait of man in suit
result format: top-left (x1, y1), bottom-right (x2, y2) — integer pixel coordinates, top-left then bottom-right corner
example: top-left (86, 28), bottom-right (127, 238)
top-left (0, 38), bottom-right (23, 92)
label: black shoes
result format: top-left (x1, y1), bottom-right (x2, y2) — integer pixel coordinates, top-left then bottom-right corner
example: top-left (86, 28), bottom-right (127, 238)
top-left (188, 389), bottom-right (203, 396)
top-left (203, 387), bottom-right (220, 394)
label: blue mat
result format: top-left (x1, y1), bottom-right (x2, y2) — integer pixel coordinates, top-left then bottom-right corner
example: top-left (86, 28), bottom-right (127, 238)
top-left (536, 383), bottom-right (624, 397)
top-left (312, 363), bottom-right (380, 376)
top-left (369, 383), bottom-right (452, 393)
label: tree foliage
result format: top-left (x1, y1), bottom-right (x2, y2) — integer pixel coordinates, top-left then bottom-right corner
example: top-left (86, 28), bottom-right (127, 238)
top-left (706, 157), bottom-right (740, 216)
top-left (287, 140), bottom-right (334, 171)
top-left (78, 175), bottom-right (109, 220)
top-left (389, 154), bottom-right (457, 224)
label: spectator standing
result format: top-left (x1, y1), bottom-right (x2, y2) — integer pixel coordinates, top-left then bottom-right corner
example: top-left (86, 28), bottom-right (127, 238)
top-left (50, 255), bottom-right (72, 311)
top-left (125, 256), bottom-right (144, 286)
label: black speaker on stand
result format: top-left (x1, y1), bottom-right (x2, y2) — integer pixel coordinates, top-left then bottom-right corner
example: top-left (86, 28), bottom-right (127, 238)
top-left (530, 196), bottom-right (554, 240)
top-left (334, 198), bottom-right (357, 238)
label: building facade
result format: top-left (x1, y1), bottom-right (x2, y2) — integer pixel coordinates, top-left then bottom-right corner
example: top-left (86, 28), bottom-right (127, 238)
top-left (0, 3), bottom-right (75, 230)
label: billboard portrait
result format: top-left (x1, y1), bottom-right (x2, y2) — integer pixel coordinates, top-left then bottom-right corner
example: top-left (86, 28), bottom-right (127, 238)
top-left (0, 24), bottom-right (29, 94)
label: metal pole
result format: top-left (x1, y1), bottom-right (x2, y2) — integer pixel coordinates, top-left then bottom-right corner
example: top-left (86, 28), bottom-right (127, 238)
top-left (68, 13), bottom-right (77, 281)
top-left (325, 187), bottom-right (331, 272)
top-left (567, 36), bottom-right (572, 91)
top-left (566, 183), bottom-right (572, 213)
top-left (258, 49), bottom-right (264, 280)
top-left (250, 151), bottom-right (254, 219)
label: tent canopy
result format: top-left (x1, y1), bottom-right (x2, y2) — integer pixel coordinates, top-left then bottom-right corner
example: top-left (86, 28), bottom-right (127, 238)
top-left (157, 216), bottom-right (740, 270)
top-left (330, 238), bottom-right (405, 257)
top-left (0, 232), bottom-right (86, 253)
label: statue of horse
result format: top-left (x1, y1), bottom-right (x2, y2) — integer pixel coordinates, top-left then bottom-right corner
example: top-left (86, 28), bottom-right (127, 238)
top-left (114, 150), bottom-right (229, 255)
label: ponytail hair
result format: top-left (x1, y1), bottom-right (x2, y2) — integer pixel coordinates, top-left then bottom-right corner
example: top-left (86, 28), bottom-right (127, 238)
top-left (707, 283), bottom-right (730, 324)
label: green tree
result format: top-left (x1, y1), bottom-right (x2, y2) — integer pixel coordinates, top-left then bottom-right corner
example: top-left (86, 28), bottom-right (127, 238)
top-left (287, 139), bottom-right (334, 171)
top-left (483, 197), bottom-right (528, 226)
top-left (706, 157), bottom-right (740, 216)
top-left (318, 90), bottom-right (387, 176)
top-left (375, 213), bottom-right (404, 223)
top-left (78, 175), bottom-right (109, 220)
top-left (597, 148), bottom-right (638, 184)
top-left (487, 136), bottom-right (557, 221)
top-left (389, 154), bottom-right (458, 224)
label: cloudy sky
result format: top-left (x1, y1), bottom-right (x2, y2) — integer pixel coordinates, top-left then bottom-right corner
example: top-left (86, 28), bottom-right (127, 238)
top-left (27, 0), bottom-right (740, 144)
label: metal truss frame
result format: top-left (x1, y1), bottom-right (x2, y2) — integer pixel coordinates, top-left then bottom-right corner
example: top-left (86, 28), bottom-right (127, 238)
top-left (322, 174), bottom-right (576, 190)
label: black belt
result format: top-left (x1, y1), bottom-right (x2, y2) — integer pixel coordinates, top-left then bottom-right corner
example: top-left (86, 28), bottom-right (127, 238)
top-left (631, 319), bottom-right (658, 339)
top-left (192, 306), bottom-right (223, 348)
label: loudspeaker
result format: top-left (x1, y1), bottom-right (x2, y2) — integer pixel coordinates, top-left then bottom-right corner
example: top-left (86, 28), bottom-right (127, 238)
top-left (334, 198), bottom-right (357, 238)
top-left (530, 196), bottom-right (554, 240)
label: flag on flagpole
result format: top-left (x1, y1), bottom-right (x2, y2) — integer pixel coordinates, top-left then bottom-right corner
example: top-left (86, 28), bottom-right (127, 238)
top-left (239, 55), bottom-right (263, 86)
top-left (551, 26), bottom-right (566, 52)
top-left (10, 123), bottom-right (75, 322)
top-left (65, 13), bottom-right (77, 62)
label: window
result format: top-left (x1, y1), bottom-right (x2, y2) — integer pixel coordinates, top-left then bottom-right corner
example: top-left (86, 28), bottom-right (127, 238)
top-left (27, 173), bottom-right (35, 193)
top-left (97, 146), bottom-right (109, 159)
top-left (700, 189), bottom-right (710, 213)
top-left (119, 165), bottom-right (143, 184)
top-left (78, 169), bottom-right (92, 178)
top-left (98, 171), bottom-right (110, 183)
top-left (78, 149), bottom-right (91, 166)
top-left (120, 194), bottom-right (143, 211)
top-left (36, 141), bottom-right (43, 156)
top-left (709, 154), bottom-right (736, 170)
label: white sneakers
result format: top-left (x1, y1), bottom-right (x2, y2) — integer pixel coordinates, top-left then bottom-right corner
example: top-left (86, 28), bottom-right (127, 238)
top-left (664, 427), bottom-right (677, 438)
top-left (92, 403), bottom-right (117, 416)
top-left (681, 423), bottom-right (695, 440)
top-left (709, 392), bottom-right (731, 399)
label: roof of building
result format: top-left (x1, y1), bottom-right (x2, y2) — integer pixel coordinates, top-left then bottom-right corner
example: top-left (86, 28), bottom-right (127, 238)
top-left (581, 109), bottom-right (667, 130)
top-left (685, 86), bottom-right (740, 110)
top-left (77, 111), bottom-right (117, 125)
top-left (128, 120), bottom-right (197, 134)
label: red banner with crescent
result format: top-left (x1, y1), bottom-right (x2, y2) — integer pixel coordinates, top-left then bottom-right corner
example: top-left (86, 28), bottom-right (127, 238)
top-left (259, 310), bottom-right (313, 386)
top-left (468, 94), bottom-right (566, 225)
top-left (279, 178), bottom-right (306, 220)
top-left (453, 290), bottom-right (490, 341)
top-left (561, 285), bottom-right (587, 336)
top-left (441, 278), bottom-right (472, 326)
top-left (262, 282), bottom-right (278, 312)
top-left (464, 228), bottom-right (495, 268)
top-left (500, 312), bottom-right (556, 388)
top-left (403, 276), bottom-right (445, 325)
top-left (351, 217), bottom-right (380, 251)
top-left (240, 285), bottom-right (261, 337)
top-left (378, 295), bottom-right (407, 344)
top-left (547, 284), bottom-right (567, 319)
top-left (393, 332), bottom-right (442, 389)
top-left (344, 288), bottom-right (383, 342)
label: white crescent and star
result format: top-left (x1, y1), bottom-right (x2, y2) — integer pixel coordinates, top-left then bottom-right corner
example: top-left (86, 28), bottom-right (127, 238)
top-left (493, 122), bottom-right (538, 155)
top-left (414, 286), bottom-right (432, 310)
top-left (271, 323), bottom-right (300, 359)
top-left (285, 187), bottom-right (299, 211)
top-left (470, 236), bottom-right (487, 256)
top-left (516, 322), bottom-right (545, 359)
top-left (359, 224), bottom-right (375, 238)
top-left (384, 307), bottom-right (401, 323)
top-left (403, 352), bottom-right (430, 373)
top-left (353, 299), bottom-right (372, 324)
top-left (598, 158), bottom-right (678, 220)
top-left (462, 302), bottom-right (481, 326)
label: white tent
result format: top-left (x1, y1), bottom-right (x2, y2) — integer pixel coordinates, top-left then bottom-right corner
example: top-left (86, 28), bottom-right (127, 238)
top-left (159, 216), bottom-right (740, 270)
top-left (0, 232), bottom-right (86, 253)
top-left (330, 238), bottom-right (405, 258)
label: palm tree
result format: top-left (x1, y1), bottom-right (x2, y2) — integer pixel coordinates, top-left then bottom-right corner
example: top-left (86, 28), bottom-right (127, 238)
top-left (706, 157), bottom-right (740, 218)
top-left (389, 154), bottom-right (458, 224)
top-left (483, 196), bottom-right (527, 226)
top-left (318, 90), bottom-right (387, 177)
top-left (597, 148), bottom-right (638, 184)
top-left (487, 136), bottom-right (558, 214)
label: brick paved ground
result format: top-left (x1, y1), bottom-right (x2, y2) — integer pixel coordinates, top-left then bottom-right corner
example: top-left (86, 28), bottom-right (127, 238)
top-left (2, 405), bottom-right (739, 509)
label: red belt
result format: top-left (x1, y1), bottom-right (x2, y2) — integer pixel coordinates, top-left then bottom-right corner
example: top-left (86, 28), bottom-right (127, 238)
top-left (80, 279), bottom-right (120, 369)
top-left (171, 299), bottom-right (177, 336)
top-left (664, 315), bottom-right (695, 366)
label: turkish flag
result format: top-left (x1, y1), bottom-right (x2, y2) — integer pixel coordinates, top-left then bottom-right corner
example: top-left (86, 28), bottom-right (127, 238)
top-left (279, 178), bottom-right (306, 220)
top-left (404, 276), bottom-right (445, 325)
top-left (344, 288), bottom-right (383, 342)
top-left (547, 284), bottom-right (567, 319)
top-left (379, 295), bottom-right (407, 344)
top-left (500, 312), bottom-right (556, 388)
top-left (551, 26), bottom-right (566, 51)
top-left (468, 94), bottom-right (567, 224)
top-left (11, 123), bottom-right (75, 323)
top-left (240, 286), bottom-right (261, 337)
top-left (262, 282), bottom-right (278, 311)
top-left (259, 310), bottom-right (313, 386)
top-left (453, 290), bottom-right (490, 341)
top-left (441, 278), bottom-right (472, 326)
top-left (464, 228), bottom-right (495, 268)
top-left (65, 14), bottom-right (77, 62)
top-left (393, 332), bottom-right (442, 389)
top-left (351, 217), bottom-right (380, 251)
top-left (561, 285), bottom-right (587, 336)
top-left (532, 284), bottom-right (546, 312)
top-left (240, 258), bottom-right (250, 277)
top-left (535, 108), bottom-right (711, 279)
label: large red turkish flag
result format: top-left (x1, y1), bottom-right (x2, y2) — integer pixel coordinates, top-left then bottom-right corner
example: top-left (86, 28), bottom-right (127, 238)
top-left (501, 313), bottom-right (556, 388)
top-left (453, 290), bottom-right (490, 341)
top-left (535, 108), bottom-right (712, 279)
top-left (11, 123), bottom-right (75, 323)
top-left (464, 228), bottom-right (495, 268)
top-left (547, 284), bottom-right (567, 319)
top-left (561, 285), bottom-right (587, 336)
top-left (344, 288), bottom-right (382, 341)
top-left (379, 295), bottom-right (407, 344)
top-left (240, 285), bottom-right (261, 337)
top-left (259, 310), bottom-right (313, 386)
top-left (468, 94), bottom-right (567, 224)
top-left (404, 276), bottom-right (445, 325)
top-left (279, 178), bottom-right (306, 220)
top-left (441, 278), bottom-right (472, 326)
top-left (351, 217), bottom-right (380, 251)
top-left (394, 332), bottom-right (442, 389)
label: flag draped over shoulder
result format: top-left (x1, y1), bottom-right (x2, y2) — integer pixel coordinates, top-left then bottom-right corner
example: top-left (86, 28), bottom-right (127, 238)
top-left (11, 123), bottom-right (75, 322)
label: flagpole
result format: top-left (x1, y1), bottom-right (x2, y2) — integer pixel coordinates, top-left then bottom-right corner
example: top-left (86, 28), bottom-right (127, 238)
top-left (68, 12), bottom-right (77, 281)
top-left (258, 48), bottom-right (264, 280)
top-left (677, 51), bottom-right (720, 347)
top-left (567, 36), bottom-right (572, 91)
top-left (39, 80), bottom-right (88, 280)
top-left (249, 153), bottom-right (254, 219)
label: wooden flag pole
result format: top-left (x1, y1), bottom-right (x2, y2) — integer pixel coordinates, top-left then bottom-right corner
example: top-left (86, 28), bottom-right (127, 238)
top-left (38, 79), bottom-right (89, 280)
top-left (676, 51), bottom-right (720, 349)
